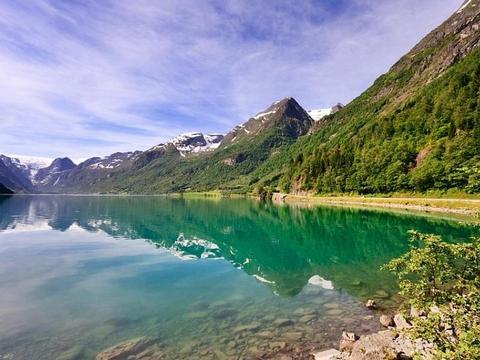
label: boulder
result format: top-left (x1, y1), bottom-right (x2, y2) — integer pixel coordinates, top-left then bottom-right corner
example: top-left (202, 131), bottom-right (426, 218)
top-left (379, 315), bottom-right (394, 328)
top-left (393, 314), bottom-right (412, 330)
top-left (96, 337), bottom-right (158, 360)
top-left (312, 349), bottom-right (341, 360)
top-left (365, 299), bottom-right (377, 310)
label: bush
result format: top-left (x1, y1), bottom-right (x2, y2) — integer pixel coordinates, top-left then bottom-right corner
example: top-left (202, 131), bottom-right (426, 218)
top-left (383, 231), bottom-right (480, 359)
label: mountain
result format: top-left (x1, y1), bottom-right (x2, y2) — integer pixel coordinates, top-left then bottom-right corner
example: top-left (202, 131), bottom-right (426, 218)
top-left (86, 97), bottom-right (315, 194)
top-left (0, 155), bottom-right (37, 192)
top-left (0, 182), bottom-right (14, 194)
top-left (221, 97), bottom-right (313, 147)
top-left (253, 0), bottom-right (480, 194)
top-left (3, 2), bottom-right (475, 196)
top-left (170, 132), bottom-right (224, 155)
top-left (307, 103), bottom-right (344, 122)
top-left (34, 157), bottom-right (77, 187)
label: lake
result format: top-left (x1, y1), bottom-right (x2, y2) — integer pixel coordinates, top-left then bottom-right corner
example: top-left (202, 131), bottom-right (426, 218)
top-left (0, 195), bottom-right (477, 359)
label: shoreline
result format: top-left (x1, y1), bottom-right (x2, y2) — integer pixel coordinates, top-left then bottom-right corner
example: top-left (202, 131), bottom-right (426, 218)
top-left (278, 194), bottom-right (480, 219)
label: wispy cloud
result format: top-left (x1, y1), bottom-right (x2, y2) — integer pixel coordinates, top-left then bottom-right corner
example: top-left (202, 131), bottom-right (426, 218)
top-left (0, 0), bottom-right (462, 159)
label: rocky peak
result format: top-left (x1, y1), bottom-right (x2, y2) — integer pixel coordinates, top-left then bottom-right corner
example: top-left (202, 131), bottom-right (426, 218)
top-left (222, 97), bottom-right (313, 146)
top-left (170, 132), bottom-right (224, 155)
top-left (383, 0), bottom-right (480, 108)
top-left (48, 157), bottom-right (76, 172)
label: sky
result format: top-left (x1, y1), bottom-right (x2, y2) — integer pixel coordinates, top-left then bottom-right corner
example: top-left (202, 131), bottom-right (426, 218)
top-left (0, 0), bottom-right (463, 162)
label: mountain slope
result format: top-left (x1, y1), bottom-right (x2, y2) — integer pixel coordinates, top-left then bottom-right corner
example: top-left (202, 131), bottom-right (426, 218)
top-left (101, 97), bottom-right (314, 193)
top-left (252, 0), bottom-right (480, 195)
top-left (0, 156), bottom-right (35, 192)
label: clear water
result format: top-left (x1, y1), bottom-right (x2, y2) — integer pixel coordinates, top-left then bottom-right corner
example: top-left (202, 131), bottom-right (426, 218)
top-left (0, 195), bottom-right (477, 359)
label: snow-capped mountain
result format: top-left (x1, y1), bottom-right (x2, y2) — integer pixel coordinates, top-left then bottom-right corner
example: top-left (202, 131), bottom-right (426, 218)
top-left (0, 155), bottom-right (51, 181)
top-left (149, 132), bottom-right (224, 156)
top-left (34, 157), bottom-right (76, 185)
top-left (222, 97), bottom-right (313, 146)
top-left (83, 151), bottom-right (142, 170)
top-left (308, 103), bottom-right (344, 122)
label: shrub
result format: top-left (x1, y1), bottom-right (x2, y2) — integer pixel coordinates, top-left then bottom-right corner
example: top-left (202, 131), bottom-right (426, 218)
top-left (383, 231), bottom-right (480, 359)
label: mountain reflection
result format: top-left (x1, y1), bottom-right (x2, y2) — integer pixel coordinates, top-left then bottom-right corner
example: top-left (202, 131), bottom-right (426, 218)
top-left (0, 195), bottom-right (476, 298)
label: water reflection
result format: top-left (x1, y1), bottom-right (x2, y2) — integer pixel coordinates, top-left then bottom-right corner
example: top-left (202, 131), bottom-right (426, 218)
top-left (0, 195), bottom-right (476, 300)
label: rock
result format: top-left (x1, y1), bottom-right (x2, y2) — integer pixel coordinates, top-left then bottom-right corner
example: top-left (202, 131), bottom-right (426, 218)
top-left (410, 307), bottom-right (426, 318)
top-left (393, 314), bottom-right (412, 330)
top-left (326, 309), bottom-right (343, 316)
top-left (274, 318), bottom-right (294, 327)
top-left (234, 321), bottom-right (262, 333)
top-left (312, 349), bottom-right (341, 360)
top-left (212, 308), bottom-right (237, 319)
top-left (282, 331), bottom-right (303, 341)
top-left (299, 314), bottom-right (317, 323)
top-left (374, 290), bottom-right (390, 299)
top-left (365, 300), bottom-right (377, 310)
top-left (293, 307), bottom-right (316, 316)
top-left (57, 345), bottom-right (84, 360)
top-left (342, 332), bottom-right (358, 342)
top-left (379, 315), bottom-right (394, 328)
top-left (346, 330), bottom-right (396, 360)
top-left (96, 337), bottom-right (157, 360)
top-left (339, 332), bottom-right (358, 353)
top-left (258, 330), bottom-right (275, 339)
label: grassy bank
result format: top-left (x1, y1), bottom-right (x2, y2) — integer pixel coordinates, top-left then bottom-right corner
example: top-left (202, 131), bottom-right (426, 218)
top-left (279, 193), bottom-right (480, 217)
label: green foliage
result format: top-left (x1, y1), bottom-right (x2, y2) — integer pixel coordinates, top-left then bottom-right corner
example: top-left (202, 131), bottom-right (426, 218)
top-left (383, 231), bottom-right (480, 359)
top-left (254, 184), bottom-right (273, 202)
top-left (256, 47), bottom-right (480, 195)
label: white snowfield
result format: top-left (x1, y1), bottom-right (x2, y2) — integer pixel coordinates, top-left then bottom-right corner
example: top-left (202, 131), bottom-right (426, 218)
top-left (308, 108), bottom-right (334, 121)
top-left (5, 155), bottom-right (52, 179)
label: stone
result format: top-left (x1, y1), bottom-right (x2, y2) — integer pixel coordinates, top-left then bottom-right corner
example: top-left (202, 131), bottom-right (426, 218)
top-left (379, 315), bottom-right (394, 328)
top-left (282, 331), bottom-right (303, 342)
top-left (339, 331), bottom-right (358, 353)
top-left (57, 345), bottom-right (84, 360)
top-left (212, 308), bottom-right (237, 319)
top-left (274, 318), bottom-right (294, 327)
top-left (312, 348), bottom-right (341, 360)
top-left (365, 299), bottom-right (377, 310)
top-left (374, 290), bottom-right (390, 299)
top-left (326, 309), bottom-right (343, 316)
top-left (342, 332), bottom-right (358, 342)
top-left (299, 314), bottom-right (317, 323)
top-left (393, 314), bottom-right (412, 330)
top-left (96, 337), bottom-right (157, 360)
top-left (233, 321), bottom-right (262, 333)
top-left (347, 330), bottom-right (396, 360)
top-left (410, 307), bottom-right (426, 318)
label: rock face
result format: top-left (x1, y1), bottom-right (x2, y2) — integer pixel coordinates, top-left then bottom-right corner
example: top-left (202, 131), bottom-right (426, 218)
top-left (96, 337), bottom-right (161, 360)
top-left (221, 97), bottom-right (313, 147)
top-left (170, 132), bottom-right (224, 155)
top-left (0, 182), bottom-right (14, 194)
top-left (34, 157), bottom-right (76, 186)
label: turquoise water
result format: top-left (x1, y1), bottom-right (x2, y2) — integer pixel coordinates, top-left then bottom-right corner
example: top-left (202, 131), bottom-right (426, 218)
top-left (0, 196), bottom-right (477, 359)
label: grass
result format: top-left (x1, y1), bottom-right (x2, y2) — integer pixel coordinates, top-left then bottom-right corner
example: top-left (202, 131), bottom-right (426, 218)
top-left (278, 193), bottom-right (480, 218)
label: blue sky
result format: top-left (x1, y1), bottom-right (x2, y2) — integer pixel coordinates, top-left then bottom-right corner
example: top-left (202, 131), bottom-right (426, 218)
top-left (0, 0), bottom-right (462, 161)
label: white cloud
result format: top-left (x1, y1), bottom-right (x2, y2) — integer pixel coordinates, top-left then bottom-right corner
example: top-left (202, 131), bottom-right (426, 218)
top-left (0, 0), bottom-right (463, 159)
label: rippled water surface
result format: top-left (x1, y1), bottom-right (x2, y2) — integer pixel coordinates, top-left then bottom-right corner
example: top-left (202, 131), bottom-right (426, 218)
top-left (0, 195), bottom-right (477, 359)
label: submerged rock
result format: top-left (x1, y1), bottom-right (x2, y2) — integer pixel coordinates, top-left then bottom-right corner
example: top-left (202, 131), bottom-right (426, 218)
top-left (96, 337), bottom-right (160, 360)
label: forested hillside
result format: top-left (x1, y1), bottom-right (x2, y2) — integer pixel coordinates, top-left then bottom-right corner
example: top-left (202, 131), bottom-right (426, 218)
top-left (254, 0), bottom-right (480, 195)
